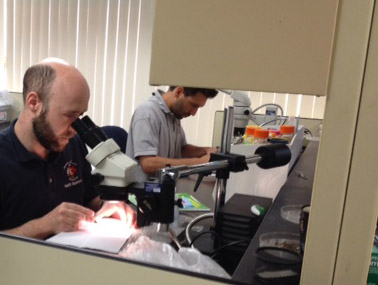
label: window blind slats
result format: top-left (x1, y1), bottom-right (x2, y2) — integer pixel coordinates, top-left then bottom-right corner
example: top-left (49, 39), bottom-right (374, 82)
top-left (121, 0), bottom-right (140, 129)
top-left (66, 0), bottom-right (78, 65)
top-left (260, 92), bottom-right (276, 112)
top-left (48, 0), bottom-right (59, 58)
top-left (115, 0), bottom-right (131, 128)
top-left (99, 0), bottom-right (113, 125)
top-left (92, 0), bottom-right (107, 124)
top-left (196, 99), bottom-right (217, 146)
top-left (37, 1), bottom-right (49, 61)
top-left (82, 0), bottom-right (97, 119)
top-left (58, 0), bottom-right (69, 61)
top-left (12, 1), bottom-right (24, 91)
top-left (76, 0), bottom-right (88, 69)
top-left (3, 0), bottom-right (324, 147)
top-left (21, 1), bottom-right (31, 71)
top-left (274, 93), bottom-right (288, 117)
top-left (285, 94), bottom-right (300, 117)
top-left (0, 0), bottom-right (6, 90)
top-left (313, 96), bottom-right (326, 119)
top-left (132, 0), bottom-right (156, 127)
top-left (300, 94), bottom-right (315, 118)
top-left (108, 0), bottom-right (121, 126)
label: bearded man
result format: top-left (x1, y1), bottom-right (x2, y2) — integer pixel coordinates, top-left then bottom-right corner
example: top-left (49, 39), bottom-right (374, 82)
top-left (0, 59), bottom-right (133, 238)
top-left (126, 86), bottom-right (218, 182)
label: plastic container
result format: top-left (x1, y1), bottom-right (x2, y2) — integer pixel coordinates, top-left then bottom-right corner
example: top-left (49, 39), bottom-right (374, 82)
top-left (287, 116), bottom-right (297, 126)
top-left (259, 232), bottom-right (301, 253)
top-left (0, 104), bottom-right (10, 123)
top-left (254, 246), bottom-right (302, 284)
top-left (0, 90), bottom-right (13, 124)
top-left (268, 129), bottom-right (280, 138)
top-left (280, 125), bottom-right (295, 143)
top-left (243, 126), bottom-right (255, 144)
top-left (243, 125), bottom-right (260, 144)
top-left (280, 205), bottom-right (302, 224)
top-left (253, 129), bottom-right (269, 144)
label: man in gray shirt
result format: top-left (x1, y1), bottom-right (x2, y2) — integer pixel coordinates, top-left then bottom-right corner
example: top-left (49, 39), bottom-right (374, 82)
top-left (126, 86), bottom-right (218, 182)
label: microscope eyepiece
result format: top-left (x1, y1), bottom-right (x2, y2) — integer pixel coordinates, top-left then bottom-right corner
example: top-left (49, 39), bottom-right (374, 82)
top-left (72, 116), bottom-right (108, 149)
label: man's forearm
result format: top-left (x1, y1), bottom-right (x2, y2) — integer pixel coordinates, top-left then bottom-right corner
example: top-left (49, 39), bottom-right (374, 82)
top-left (3, 218), bottom-right (52, 240)
top-left (139, 155), bottom-right (210, 175)
top-left (3, 202), bottom-right (95, 240)
top-left (181, 144), bottom-right (207, 158)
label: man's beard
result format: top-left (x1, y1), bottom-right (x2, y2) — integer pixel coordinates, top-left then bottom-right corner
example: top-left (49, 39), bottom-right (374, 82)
top-left (32, 109), bottom-right (61, 152)
top-left (172, 100), bottom-right (185, 119)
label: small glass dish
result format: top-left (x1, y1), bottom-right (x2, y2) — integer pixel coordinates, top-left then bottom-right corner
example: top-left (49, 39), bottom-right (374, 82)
top-left (280, 205), bottom-right (302, 224)
top-left (259, 232), bottom-right (300, 253)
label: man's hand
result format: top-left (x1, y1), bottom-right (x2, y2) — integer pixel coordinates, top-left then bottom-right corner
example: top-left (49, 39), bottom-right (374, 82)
top-left (3, 202), bottom-right (94, 239)
top-left (204, 147), bottom-right (218, 155)
top-left (41, 202), bottom-right (95, 234)
top-left (139, 145), bottom-right (219, 174)
top-left (198, 147), bottom-right (218, 163)
top-left (198, 153), bottom-right (212, 163)
top-left (94, 201), bottom-right (135, 227)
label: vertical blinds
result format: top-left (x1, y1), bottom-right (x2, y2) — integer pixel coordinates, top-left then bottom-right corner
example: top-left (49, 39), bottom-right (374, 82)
top-left (0, 0), bottom-right (325, 146)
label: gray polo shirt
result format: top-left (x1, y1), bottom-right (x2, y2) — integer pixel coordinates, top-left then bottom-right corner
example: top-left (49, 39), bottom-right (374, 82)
top-left (126, 90), bottom-right (187, 182)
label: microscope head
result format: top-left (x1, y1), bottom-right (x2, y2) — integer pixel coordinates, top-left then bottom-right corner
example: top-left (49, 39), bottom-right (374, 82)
top-left (72, 116), bottom-right (138, 201)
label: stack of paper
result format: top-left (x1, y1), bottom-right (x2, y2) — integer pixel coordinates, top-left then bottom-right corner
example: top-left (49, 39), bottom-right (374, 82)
top-left (46, 218), bottom-right (134, 254)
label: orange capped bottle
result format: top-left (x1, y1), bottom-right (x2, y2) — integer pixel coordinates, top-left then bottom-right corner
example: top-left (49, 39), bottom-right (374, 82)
top-left (280, 125), bottom-right (295, 143)
top-left (254, 129), bottom-right (269, 144)
top-left (243, 126), bottom-right (260, 144)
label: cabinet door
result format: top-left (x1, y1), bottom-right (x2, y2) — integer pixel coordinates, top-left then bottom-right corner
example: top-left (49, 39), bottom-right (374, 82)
top-left (150, 0), bottom-right (338, 96)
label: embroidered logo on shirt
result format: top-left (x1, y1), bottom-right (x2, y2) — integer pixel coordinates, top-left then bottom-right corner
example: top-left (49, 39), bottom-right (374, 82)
top-left (66, 162), bottom-right (78, 181)
top-left (64, 161), bottom-right (83, 188)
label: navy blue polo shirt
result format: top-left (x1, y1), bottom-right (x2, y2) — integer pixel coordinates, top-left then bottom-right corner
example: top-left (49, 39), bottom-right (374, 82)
top-left (0, 120), bottom-right (98, 231)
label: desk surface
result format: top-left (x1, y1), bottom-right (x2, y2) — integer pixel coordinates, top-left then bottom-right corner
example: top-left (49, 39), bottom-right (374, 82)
top-left (232, 141), bottom-right (319, 284)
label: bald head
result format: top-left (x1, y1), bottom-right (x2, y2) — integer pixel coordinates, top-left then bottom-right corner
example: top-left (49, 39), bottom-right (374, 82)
top-left (17, 60), bottom-right (90, 156)
top-left (22, 64), bottom-right (56, 104)
top-left (22, 61), bottom-right (89, 109)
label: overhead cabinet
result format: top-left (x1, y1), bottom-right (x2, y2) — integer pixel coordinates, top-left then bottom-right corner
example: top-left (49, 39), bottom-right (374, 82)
top-left (150, 0), bottom-right (338, 96)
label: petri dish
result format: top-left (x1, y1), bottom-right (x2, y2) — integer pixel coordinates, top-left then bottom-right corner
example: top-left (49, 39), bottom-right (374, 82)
top-left (281, 205), bottom-right (302, 224)
top-left (259, 232), bottom-right (300, 253)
